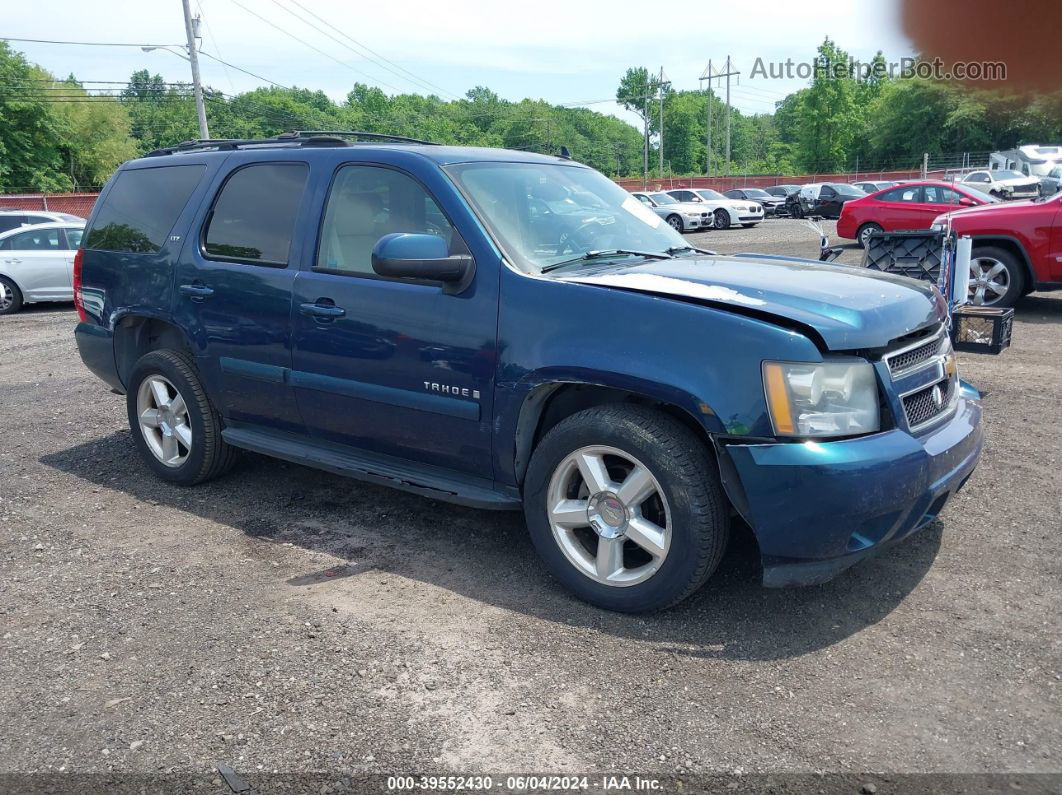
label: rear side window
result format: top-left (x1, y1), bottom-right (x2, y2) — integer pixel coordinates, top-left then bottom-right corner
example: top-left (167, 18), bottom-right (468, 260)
top-left (204, 163), bottom-right (308, 265)
top-left (5, 227), bottom-right (61, 250)
top-left (86, 165), bottom-right (205, 253)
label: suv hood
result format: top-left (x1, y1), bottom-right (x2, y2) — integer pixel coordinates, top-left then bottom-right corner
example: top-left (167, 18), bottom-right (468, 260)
top-left (559, 255), bottom-right (944, 350)
top-left (934, 196), bottom-right (1049, 224)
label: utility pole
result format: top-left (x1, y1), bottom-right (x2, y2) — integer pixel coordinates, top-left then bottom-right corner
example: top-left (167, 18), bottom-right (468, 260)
top-left (181, 0), bottom-right (209, 140)
top-left (642, 93), bottom-right (649, 190)
top-left (658, 67), bottom-right (669, 177)
top-left (699, 61), bottom-right (713, 177)
top-left (723, 56), bottom-right (738, 177)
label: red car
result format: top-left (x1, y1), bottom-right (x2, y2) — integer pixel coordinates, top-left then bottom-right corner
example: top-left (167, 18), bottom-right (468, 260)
top-left (837, 180), bottom-right (997, 247)
top-left (932, 192), bottom-right (1062, 307)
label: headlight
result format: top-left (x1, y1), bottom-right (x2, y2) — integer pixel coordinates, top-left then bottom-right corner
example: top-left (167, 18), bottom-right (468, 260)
top-left (762, 359), bottom-right (880, 437)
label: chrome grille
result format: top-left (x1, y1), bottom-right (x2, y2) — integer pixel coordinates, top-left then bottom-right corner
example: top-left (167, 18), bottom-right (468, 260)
top-left (902, 377), bottom-right (955, 428)
top-left (886, 335), bottom-right (943, 374)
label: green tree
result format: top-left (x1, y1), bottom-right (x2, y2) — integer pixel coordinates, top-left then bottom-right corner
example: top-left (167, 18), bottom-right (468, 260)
top-left (0, 43), bottom-right (69, 191)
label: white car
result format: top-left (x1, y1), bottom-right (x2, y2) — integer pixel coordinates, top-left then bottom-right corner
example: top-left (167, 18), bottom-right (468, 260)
top-left (0, 222), bottom-right (85, 315)
top-left (0, 209), bottom-right (84, 235)
top-left (960, 169), bottom-right (1040, 200)
top-left (629, 191), bottom-right (713, 232)
top-left (665, 189), bottom-right (763, 229)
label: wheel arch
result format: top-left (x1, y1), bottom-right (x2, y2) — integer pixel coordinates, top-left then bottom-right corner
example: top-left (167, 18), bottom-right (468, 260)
top-left (113, 313), bottom-right (196, 387)
top-left (511, 379), bottom-right (723, 488)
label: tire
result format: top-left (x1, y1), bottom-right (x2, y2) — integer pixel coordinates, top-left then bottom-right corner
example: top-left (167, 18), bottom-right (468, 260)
top-left (713, 209), bottom-right (731, 230)
top-left (857, 223), bottom-right (883, 248)
top-left (666, 214), bottom-right (684, 233)
top-left (968, 245), bottom-right (1025, 308)
top-left (523, 404), bottom-right (729, 612)
top-left (126, 349), bottom-right (238, 486)
top-left (0, 276), bottom-right (24, 315)
top-left (790, 204), bottom-right (803, 219)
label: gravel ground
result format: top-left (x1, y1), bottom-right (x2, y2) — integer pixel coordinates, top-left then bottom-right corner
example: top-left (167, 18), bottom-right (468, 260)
top-left (1, 219), bottom-right (1060, 789)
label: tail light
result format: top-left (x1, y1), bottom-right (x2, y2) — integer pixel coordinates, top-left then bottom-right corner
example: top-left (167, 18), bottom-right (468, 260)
top-left (73, 247), bottom-right (86, 322)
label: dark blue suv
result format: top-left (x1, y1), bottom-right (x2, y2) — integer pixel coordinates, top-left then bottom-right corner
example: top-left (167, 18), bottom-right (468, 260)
top-left (73, 132), bottom-right (984, 611)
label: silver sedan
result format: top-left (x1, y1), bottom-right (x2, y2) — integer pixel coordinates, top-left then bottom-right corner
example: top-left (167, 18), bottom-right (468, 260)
top-left (630, 191), bottom-right (713, 232)
top-left (0, 222), bottom-right (85, 315)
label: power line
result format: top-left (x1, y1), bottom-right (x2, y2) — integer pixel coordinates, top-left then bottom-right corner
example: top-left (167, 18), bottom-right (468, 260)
top-left (264, 0), bottom-right (461, 100)
top-left (0, 36), bottom-right (184, 48)
top-left (283, 0), bottom-right (462, 100)
top-left (199, 50), bottom-right (291, 89)
top-left (225, 0), bottom-right (405, 93)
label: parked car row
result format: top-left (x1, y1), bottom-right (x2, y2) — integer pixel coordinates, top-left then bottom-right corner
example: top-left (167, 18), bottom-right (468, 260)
top-left (0, 211), bottom-right (86, 314)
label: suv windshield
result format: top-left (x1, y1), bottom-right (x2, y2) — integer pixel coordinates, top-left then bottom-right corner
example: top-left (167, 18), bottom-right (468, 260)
top-left (993, 170), bottom-right (1024, 180)
top-left (446, 162), bottom-right (686, 272)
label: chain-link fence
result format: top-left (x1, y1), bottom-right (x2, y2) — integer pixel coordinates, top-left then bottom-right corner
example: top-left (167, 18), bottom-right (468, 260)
top-left (0, 192), bottom-right (100, 219)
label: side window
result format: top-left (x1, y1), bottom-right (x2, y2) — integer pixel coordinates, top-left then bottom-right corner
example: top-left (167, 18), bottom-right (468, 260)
top-left (1021, 163), bottom-right (1030, 176)
top-left (26, 215), bottom-right (52, 225)
top-left (204, 163), bottom-right (308, 265)
top-left (0, 216), bottom-right (27, 234)
top-left (316, 165), bottom-right (458, 276)
top-left (8, 228), bottom-right (61, 250)
top-left (635, 194), bottom-right (651, 205)
top-left (86, 165), bottom-right (205, 253)
top-left (820, 186), bottom-right (836, 198)
top-left (927, 187), bottom-right (964, 204)
top-left (64, 228), bottom-right (84, 249)
top-left (968, 173), bottom-right (989, 183)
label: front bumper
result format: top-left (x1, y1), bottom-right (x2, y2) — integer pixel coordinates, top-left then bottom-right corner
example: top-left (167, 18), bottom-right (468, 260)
top-left (722, 381), bottom-right (983, 587)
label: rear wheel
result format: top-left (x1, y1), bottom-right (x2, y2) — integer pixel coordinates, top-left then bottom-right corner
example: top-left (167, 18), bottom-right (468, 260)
top-left (0, 276), bottom-right (24, 315)
top-left (126, 349), bottom-right (238, 485)
top-left (666, 214), bottom-right (684, 233)
top-left (857, 222), bottom-right (883, 248)
top-left (523, 405), bottom-right (729, 612)
top-left (968, 246), bottom-right (1025, 307)
top-left (713, 209), bottom-right (731, 230)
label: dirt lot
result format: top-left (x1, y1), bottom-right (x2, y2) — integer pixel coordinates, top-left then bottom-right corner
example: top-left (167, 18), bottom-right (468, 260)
top-left (1, 219), bottom-right (1060, 788)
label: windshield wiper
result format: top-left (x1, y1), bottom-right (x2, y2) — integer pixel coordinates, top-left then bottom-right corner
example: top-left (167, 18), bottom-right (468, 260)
top-left (540, 248), bottom-right (672, 273)
top-left (665, 245), bottom-right (715, 256)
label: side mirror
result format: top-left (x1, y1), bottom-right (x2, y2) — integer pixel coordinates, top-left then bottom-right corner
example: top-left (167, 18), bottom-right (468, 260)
top-left (958, 197), bottom-right (975, 207)
top-left (371, 233), bottom-right (474, 288)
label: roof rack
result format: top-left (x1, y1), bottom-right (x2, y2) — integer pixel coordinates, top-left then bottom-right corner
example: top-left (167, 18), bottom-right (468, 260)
top-left (146, 130), bottom-right (438, 157)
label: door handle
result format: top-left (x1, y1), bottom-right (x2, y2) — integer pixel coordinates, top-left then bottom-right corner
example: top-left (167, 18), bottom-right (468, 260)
top-left (6, 258), bottom-right (21, 264)
top-left (299, 300), bottom-right (346, 320)
top-left (179, 282), bottom-right (214, 300)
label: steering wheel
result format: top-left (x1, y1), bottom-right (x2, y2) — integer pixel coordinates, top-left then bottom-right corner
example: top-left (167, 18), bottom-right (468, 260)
top-left (556, 218), bottom-right (617, 255)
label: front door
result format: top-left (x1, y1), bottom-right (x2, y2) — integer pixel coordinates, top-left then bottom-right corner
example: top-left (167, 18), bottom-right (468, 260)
top-left (173, 160), bottom-right (310, 434)
top-left (290, 163), bottom-right (498, 477)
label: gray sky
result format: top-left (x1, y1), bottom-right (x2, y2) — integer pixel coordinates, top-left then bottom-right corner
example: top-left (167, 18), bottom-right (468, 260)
top-left (5, 0), bottom-right (914, 126)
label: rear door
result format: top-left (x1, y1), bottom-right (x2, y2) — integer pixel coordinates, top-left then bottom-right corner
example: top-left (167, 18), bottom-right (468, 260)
top-left (289, 160), bottom-right (498, 477)
top-left (876, 185), bottom-right (924, 230)
top-left (173, 159), bottom-right (310, 433)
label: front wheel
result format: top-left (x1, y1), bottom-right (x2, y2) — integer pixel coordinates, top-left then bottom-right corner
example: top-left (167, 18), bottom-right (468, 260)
top-left (968, 246), bottom-right (1025, 307)
top-left (126, 349), bottom-right (238, 485)
top-left (523, 405), bottom-right (729, 612)
top-left (713, 209), bottom-right (731, 230)
top-left (666, 214), bottom-right (684, 233)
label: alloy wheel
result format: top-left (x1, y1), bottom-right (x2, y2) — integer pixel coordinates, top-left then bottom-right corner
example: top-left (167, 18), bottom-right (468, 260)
top-left (136, 375), bottom-right (193, 467)
top-left (0, 281), bottom-right (13, 312)
top-left (545, 445), bottom-right (671, 587)
top-left (968, 256), bottom-right (1010, 306)
top-left (668, 216), bottom-right (682, 231)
